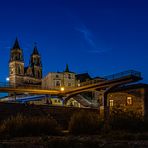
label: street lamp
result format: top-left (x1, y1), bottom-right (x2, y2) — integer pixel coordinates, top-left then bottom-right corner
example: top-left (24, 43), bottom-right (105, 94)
top-left (60, 87), bottom-right (65, 92)
top-left (6, 77), bottom-right (9, 82)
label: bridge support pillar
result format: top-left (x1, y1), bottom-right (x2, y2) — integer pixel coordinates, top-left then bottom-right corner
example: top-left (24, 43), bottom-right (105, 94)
top-left (103, 92), bottom-right (110, 131)
top-left (14, 92), bottom-right (16, 101)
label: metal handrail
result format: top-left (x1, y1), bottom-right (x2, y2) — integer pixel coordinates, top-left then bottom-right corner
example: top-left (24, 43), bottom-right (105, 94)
top-left (103, 70), bottom-right (141, 80)
top-left (79, 70), bottom-right (141, 87)
top-left (0, 70), bottom-right (142, 89)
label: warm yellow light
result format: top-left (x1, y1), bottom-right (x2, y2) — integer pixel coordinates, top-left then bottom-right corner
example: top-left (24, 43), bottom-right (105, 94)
top-left (60, 87), bottom-right (65, 91)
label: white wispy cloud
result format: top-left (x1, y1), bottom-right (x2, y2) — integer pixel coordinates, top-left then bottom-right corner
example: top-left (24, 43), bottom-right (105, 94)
top-left (76, 26), bottom-right (97, 49)
top-left (76, 25), bottom-right (112, 54)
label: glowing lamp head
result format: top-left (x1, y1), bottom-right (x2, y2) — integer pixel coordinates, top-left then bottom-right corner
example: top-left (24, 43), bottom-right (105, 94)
top-left (60, 87), bottom-right (65, 91)
top-left (6, 77), bottom-right (10, 82)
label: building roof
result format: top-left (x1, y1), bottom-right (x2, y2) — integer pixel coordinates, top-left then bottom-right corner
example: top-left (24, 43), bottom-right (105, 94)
top-left (63, 64), bottom-right (75, 73)
top-left (93, 76), bottom-right (105, 81)
top-left (111, 83), bottom-right (148, 92)
top-left (76, 73), bottom-right (92, 82)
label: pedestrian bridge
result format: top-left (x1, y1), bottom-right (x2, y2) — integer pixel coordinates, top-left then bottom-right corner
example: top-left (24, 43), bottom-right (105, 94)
top-left (63, 70), bottom-right (142, 96)
top-left (0, 70), bottom-right (142, 96)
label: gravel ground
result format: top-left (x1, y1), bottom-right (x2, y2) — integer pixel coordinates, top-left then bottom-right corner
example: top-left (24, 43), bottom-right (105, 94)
top-left (1, 136), bottom-right (148, 148)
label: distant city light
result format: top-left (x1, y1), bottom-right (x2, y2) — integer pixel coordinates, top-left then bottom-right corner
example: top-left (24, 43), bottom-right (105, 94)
top-left (6, 77), bottom-right (9, 81)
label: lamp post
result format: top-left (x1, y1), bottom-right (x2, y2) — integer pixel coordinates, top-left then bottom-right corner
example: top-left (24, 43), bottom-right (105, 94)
top-left (60, 87), bottom-right (65, 106)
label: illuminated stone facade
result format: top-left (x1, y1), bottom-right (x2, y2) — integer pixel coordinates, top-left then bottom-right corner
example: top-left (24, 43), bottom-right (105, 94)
top-left (42, 64), bottom-right (76, 90)
top-left (105, 84), bottom-right (148, 117)
top-left (9, 38), bottom-right (42, 87)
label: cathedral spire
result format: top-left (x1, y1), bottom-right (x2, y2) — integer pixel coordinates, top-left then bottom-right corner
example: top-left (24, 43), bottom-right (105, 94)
top-left (30, 43), bottom-right (42, 67)
top-left (10, 38), bottom-right (23, 62)
top-left (12, 37), bottom-right (20, 49)
top-left (32, 43), bottom-right (39, 55)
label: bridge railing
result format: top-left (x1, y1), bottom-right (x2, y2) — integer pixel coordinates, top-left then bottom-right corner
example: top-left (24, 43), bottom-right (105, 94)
top-left (79, 70), bottom-right (142, 87)
top-left (0, 82), bottom-right (57, 90)
top-left (0, 70), bottom-right (142, 90)
top-left (103, 70), bottom-right (141, 80)
top-left (79, 79), bottom-right (105, 87)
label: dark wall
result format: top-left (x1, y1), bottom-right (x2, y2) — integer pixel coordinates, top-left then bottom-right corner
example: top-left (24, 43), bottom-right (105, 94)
top-left (0, 103), bottom-right (99, 129)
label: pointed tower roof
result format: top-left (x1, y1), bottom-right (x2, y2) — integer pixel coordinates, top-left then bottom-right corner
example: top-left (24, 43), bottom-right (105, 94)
top-left (32, 43), bottom-right (39, 55)
top-left (64, 64), bottom-right (70, 72)
top-left (12, 38), bottom-right (20, 49)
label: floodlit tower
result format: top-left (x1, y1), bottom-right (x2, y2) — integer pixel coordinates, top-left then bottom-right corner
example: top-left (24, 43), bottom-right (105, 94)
top-left (9, 38), bottom-right (24, 86)
top-left (29, 44), bottom-right (42, 80)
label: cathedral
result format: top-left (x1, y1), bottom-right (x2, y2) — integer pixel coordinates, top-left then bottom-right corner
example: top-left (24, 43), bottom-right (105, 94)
top-left (9, 38), bottom-right (42, 87)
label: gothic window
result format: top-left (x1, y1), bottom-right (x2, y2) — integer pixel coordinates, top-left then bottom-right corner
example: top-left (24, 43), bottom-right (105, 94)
top-left (38, 71), bottom-right (40, 78)
top-left (17, 65), bottom-right (21, 74)
top-left (16, 53), bottom-right (20, 60)
top-left (34, 58), bottom-right (38, 65)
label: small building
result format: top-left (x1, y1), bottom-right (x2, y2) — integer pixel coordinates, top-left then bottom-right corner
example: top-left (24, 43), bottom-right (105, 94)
top-left (104, 83), bottom-right (148, 117)
top-left (42, 64), bottom-right (76, 90)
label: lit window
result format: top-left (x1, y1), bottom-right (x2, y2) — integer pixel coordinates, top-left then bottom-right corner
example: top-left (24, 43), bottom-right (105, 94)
top-left (109, 100), bottom-right (114, 107)
top-left (127, 97), bottom-right (132, 105)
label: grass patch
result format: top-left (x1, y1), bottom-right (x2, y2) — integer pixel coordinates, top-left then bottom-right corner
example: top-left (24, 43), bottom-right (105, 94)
top-left (109, 107), bottom-right (144, 132)
top-left (0, 114), bottom-right (61, 138)
top-left (68, 110), bottom-right (103, 135)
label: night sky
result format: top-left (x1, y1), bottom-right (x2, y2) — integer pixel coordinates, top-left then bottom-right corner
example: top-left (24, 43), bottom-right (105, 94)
top-left (0, 0), bottom-right (148, 84)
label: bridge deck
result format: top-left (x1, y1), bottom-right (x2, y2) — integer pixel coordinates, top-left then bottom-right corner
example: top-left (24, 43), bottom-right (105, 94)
top-left (0, 70), bottom-right (142, 96)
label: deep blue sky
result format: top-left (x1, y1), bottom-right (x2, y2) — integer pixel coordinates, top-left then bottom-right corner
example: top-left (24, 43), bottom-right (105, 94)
top-left (0, 0), bottom-right (148, 83)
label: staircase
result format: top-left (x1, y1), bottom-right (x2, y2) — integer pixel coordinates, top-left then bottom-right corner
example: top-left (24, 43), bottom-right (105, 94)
top-left (72, 94), bottom-right (99, 108)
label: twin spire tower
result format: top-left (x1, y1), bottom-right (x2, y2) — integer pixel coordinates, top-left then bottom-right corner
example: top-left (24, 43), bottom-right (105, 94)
top-left (9, 38), bottom-right (42, 87)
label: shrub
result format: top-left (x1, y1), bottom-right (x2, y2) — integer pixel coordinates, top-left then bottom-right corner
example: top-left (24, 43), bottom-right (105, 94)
top-left (68, 110), bottom-right (103, 135)
top-left (0, 114), bottom-right (61, 138)
top-left (109, 107), bottom-right (143, 132)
